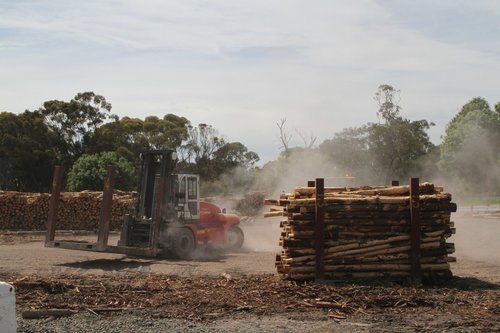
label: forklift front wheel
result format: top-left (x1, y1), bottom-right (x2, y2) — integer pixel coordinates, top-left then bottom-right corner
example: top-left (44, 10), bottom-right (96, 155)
top-left (172, 228), bottom-right (195, 260)
top-left (227, 225), bottom-right (244, 250)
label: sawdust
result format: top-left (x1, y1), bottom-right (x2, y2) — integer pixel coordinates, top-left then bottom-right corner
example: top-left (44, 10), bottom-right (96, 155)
top-left (2, 273), bottom-right (498, 329)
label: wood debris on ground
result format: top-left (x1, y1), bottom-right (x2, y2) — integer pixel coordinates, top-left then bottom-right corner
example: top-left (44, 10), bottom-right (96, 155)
top-left (1, 273), bottom-right (497, 329)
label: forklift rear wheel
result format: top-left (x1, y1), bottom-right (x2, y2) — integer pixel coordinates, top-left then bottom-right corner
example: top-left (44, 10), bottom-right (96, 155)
top-left (227, 225), bottom-right (244, 250)
top-left (172, 228), bottom-right (195, 259)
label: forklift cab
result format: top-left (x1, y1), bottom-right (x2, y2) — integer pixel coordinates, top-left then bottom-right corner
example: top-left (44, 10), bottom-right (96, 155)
top-left (173, 174), bottom-right (200, 221)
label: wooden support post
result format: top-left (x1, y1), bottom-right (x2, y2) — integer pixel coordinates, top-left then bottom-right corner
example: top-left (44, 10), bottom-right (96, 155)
top-left (97, 166), bottom-right (116, 250)
top-left (409, 177), bottom-right (422, 283)
top-left (151, 176), bottom-right (165, 252)
top-left (45, 165), bottom-right (64, 243)
top-left (391, 180), bottom-right (399, 186)
top-left (315, 178), bottom-right (325, 280)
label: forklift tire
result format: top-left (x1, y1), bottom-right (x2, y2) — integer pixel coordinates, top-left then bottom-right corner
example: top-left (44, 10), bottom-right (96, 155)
top-left (172, 228), bottom-right (195, 260)
top-left (227, 225), bottom-right (244, 250)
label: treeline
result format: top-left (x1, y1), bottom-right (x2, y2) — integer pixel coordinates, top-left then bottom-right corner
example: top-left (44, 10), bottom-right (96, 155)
top-left (256, 85), bottom-right (500, 199)
top-left (0, 92), bottom-right (259, 193)
top-left (2, 87), bottom-right (499, 199)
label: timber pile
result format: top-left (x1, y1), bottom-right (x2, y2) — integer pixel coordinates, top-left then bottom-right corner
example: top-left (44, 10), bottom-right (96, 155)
top-left (0, 190), bottom-right (134, 231)
top-left (265, 182), bottom-right (457, 281)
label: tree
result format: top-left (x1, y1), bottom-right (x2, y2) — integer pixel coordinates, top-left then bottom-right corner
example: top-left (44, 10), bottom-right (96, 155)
top-left (143, 114), bottom-right (189, 149)
top-left (439, 97), bottom-right (500, 194)
top-left (319, 127), bottom-right (372, 182)
top-left (366, 119), bottom-right (434, 183)
top-left (86, 113), bottom-right (190, 167)
top-left (178, 123), bottom-right (226, 179)
top-left (276, 118), bottom-right (291, 156)
top-left (177, 123), bottom-right (260, 190)
top-left (213, 142), bottom-right (260, 174)
top-left (0, 111), bottom-right (59, 191)
top-left (374, 84), bottom-right (402, 122)
top-left (320, 85), bottom-right (434, 183)
top-left (67, 152), bottom-right (136, 191)
top-left (276, 118), bottom-right (317, 157)
top-left (38, 92), bottom-right (114, 166)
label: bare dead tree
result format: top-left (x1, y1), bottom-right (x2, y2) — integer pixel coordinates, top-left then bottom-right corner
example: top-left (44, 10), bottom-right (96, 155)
top-left (276, 118), bottom-right (291, 154)
top-left (295, 129), bottom-right (317, 149)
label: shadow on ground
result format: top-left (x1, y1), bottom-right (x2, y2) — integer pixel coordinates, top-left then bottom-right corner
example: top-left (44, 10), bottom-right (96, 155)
top-left (57, 250), bottom-right (228, 271)
top-left (57, 258), bottom-right (156, 271)
top-left (448, 276), bottom-right (499, 290)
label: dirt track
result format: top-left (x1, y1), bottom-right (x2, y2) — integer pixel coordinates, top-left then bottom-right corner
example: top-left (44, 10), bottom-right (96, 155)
top-left (0, 214), bottom-right (499, 332)
top-left (0, 220), bottom-right (282, 277)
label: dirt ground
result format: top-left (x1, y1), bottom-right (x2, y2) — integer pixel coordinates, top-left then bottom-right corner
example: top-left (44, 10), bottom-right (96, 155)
top-left (0, 213), bottom-right (499, 332)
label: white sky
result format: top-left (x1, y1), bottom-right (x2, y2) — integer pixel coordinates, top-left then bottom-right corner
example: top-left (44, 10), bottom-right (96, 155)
top-left (1, 0), bottom-right (499, 163)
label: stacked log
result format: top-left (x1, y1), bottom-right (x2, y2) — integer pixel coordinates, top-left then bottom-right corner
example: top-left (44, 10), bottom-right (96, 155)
top-left (0, 190), bottom-right (135, 231)
top-left (265, 182), bottom-right (456, 281)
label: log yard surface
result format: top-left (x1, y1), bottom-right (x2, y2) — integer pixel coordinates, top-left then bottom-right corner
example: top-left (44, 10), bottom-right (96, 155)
top-left (0, 212), bottom-right (498, 333)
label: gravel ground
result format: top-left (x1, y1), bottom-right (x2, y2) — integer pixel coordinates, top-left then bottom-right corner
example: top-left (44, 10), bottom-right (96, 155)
top-left (17, 307), bottom-right (498, 333)
top-left (17, 311), bottom-right (347, 333)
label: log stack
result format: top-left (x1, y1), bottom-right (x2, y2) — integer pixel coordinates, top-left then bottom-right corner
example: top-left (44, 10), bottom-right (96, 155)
top-left (0, 190), bottom-right (135, 231)
top-left (265, 182), bottom-right (457, 282)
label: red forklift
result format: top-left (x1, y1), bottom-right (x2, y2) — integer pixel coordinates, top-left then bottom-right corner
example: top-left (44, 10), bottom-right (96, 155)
top-left (45, 149), bottom-right (244, 259)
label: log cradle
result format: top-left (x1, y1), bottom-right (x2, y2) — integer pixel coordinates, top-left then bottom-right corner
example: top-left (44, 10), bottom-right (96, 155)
top-left (265, 179), bottom-right (456, 283)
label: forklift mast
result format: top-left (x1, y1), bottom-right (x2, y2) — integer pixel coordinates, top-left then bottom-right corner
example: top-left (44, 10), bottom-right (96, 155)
top-left (137, 150), bottom-right (178, 220)
top-left (136, 150), bottom-right (201, 223)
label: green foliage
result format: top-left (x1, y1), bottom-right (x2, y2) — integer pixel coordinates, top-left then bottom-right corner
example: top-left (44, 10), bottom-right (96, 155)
top-left (38, 92), bottom-right (114, 165)
top-left (320, 85), bottom-right (434, 184)
top-left (367, 118), bottom-right (434, 182)
top-left (213, 142), bottom-right (259, 172)
top-left (374, 84), bottom-right (402, 122)
top-left (319, 127), bottom-right (371, 181)
top-left (67, 152), bottom-right (136, 191)
top-left (178, 124), bottom-right (259, 183)
top-left (88, 114), bottom-right (190, 166)
top-left (439, 97), bottom-right (500, 194)
top-left (0, 111), bottom-right (59, 191)
top-left (1, 92), bottom-right (256, 195)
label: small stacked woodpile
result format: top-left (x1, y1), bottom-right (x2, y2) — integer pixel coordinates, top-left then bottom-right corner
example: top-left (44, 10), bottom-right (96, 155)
top-left (0, 190), bottom-right (135, 231)
top-left (265, 181), bottom-right (456, 282)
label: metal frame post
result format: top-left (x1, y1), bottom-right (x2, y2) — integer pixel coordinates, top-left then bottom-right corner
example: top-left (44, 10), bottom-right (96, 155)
top-left (45, 165), bottom-right (64, 243)
top-left (409, 177), bottom-right (422, 283)
top-left (97, 166), bottom-right (116, 250)
top-left (315, 178), bottom-right (325, 280)
top-left (151, 176), bottom-right (165, 252)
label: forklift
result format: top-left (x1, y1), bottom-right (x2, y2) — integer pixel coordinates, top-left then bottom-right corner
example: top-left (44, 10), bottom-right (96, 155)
top-left (45, 149), bottom-right (244, 259)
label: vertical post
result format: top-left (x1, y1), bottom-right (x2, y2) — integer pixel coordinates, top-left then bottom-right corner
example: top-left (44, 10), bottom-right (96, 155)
top-left (391, 180), bottom-right (399, 186)
top-left (45, 165), bottom-right (64, 243)
top-left (151, 176), bottom-right (165, 252)
top-left (315, 178), bottom-right (325, 281)
top-left (97, 166), bottom-right (116, 250)
top-left (307, 180), bottom-right (315, 187)
top-left (409, 177), bottom-right (422, 283)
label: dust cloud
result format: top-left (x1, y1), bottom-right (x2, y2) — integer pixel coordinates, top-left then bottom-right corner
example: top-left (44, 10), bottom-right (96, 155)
top-left (253, 149), bottom-right (358, 198)
top-left (430, 129), bottom-right (500, 265)
top-left (220, 149), bottom-right (359, 253)
top-left (437, 128), bottom-right (500, 197)
top-left (452, 210), bottom-right (500, 265)
top-left (240, 214), bottom-right (282, 253)
top-left (216, 130), bottom-right (500, 260)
